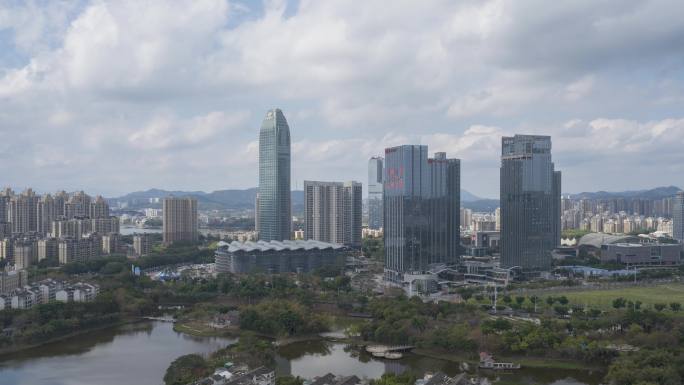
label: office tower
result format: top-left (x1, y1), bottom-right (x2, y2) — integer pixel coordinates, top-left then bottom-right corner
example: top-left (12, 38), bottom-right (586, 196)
top-left (673, 191), bottom-right (684, 241)
top-left (500, 135), bottom-right (561, 271)
top-left (383, 146), bottom-right (460, 282)
top-left (162, 197), bottom-right (198, 246)
top-left (368, 157), bottom-right (384, 229)
top-left (257, 108), bottom-right (291, 242)
top-left (8, 189), bottom-right (39, 234)
top-left (37, 194), bottom-right (56, 236)
top-left (89, 196), bottom-right (110, 219)
top-left (304, 181), bottom-right (362, 248)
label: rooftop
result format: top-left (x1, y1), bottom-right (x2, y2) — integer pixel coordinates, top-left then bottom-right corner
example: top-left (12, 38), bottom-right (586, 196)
top-left (217, 239), bottom-right (345, 253)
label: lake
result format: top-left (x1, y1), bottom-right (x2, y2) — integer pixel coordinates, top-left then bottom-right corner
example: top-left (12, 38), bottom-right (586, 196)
top-left (0, 322), bottom-right (605, 385)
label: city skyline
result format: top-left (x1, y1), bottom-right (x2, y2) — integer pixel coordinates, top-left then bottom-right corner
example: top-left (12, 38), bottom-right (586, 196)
top-left (0, 1), bottom-right (683, 197)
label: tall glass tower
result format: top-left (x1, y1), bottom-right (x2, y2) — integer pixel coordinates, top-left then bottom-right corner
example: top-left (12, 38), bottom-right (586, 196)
top-left (383, 145), bottom-right (460, 282)
top-left (673, 191), bottom-right (684, 242)
top-left (258, 109), bottom-right (291, 241)
top-left (368, 157), bottom-right (384, 229)
top-left (500, 135), bottom-right (561, 271)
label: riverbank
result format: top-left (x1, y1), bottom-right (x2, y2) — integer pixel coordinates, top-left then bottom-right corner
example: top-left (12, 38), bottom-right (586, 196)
top-left (172, 321), bottom-right (240, 337)
top-left (0, 317), bottom-right (141, 356)
top-left (171, 321), bottom-right (605, 373)
top-left (411, 348), bottom-right (605, 371)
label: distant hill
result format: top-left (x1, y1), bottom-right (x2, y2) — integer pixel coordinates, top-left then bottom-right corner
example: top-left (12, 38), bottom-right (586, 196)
top-left (111, 188), bottom-right (480, 211)
top-left (569, 186), bottom-right (682, 200)
top-left (461, 190), bottom-right (483, 202)
top-left (462, 199), bottom-right (499, 212)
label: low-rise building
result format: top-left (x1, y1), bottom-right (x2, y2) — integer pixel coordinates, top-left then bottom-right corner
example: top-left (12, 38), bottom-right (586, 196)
top-left (55, 282), bottom-right (99, 303)
top-left (215, 240), bottom-right (348, 274)
top-left (601, 243), bottom-right (682, 266)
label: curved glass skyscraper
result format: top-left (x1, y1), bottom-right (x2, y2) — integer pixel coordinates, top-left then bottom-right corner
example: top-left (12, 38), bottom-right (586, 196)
top-left (257, 109), bottom-right (291, 241)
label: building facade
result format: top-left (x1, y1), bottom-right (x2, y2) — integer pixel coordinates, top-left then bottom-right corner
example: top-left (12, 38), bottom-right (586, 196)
top-left (257, 108), bottom-right (291, 242)
top-left (368, 157), bottom-right (384, 230)
top-left (133, 233), bottom-right (153, 256)
top-left (215, 240), bottom-right (347, 274)
top-left (303, 181), bottom-right (362, 248)
top-left (673, 191), bottom-right (684, 242)
top-left (500, 135), bottom-right (561, 271)
top-left (383, 146), bottom-right (460, 282)
top-left (162, 197), bottom-right (198, 246)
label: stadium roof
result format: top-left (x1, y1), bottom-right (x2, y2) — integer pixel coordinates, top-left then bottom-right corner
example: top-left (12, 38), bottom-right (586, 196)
top-left (217, 239), bottom-right (345, 253)
top-left (577, 233), bottom-right (640, 248)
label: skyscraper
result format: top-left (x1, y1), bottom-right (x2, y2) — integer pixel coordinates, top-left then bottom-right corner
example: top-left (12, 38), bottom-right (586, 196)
top-left (383, 146), bottom-right (460, 282)
top-left (368, 157), bottom-right (384, 229)
top-left (257, 109), bottom-right (291, 242)
top-left (162, 197), bottom-right (198, 246)
top-left (500, 135), bottom-right (561, 271)
top-left (673, 191), bottom-right (684, 242)
top-left (304, 181), bottom-right (362, 248)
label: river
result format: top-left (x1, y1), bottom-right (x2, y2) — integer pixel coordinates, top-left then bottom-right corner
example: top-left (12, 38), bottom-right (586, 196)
top-left (0, 322), bottom-right (605, 385)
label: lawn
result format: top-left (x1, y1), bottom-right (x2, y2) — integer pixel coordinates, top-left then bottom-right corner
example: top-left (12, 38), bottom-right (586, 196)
top-left (545, 283), bottom-right (684, 310)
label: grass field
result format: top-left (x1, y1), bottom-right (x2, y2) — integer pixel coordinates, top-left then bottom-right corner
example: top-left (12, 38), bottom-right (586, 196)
top-left (545, 283), bottom-right (684, 310)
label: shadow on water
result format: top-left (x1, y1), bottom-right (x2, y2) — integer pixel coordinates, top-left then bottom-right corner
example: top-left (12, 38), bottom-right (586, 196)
top-left (276, 340), bottom-right (604, 385)
top-left (0, 321), bottom-right (604, 385)
top-left (0, 321), bottom-right (236, 385)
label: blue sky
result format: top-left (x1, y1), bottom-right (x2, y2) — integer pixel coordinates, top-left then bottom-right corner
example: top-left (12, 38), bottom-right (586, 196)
top-left (0, 0), bottom-right (683, 198)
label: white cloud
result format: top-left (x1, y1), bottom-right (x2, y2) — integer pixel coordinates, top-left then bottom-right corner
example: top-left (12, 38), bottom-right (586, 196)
top-left (0, 0), bottom-right (682, 195)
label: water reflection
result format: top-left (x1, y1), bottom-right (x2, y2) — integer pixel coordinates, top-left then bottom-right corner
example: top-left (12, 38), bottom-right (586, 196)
top-left (275, 340), bottom-right (604, 385)
top-left (0, 322), bottom-right (236, 385)
top-left (0, 322), bottom-right (604, 385)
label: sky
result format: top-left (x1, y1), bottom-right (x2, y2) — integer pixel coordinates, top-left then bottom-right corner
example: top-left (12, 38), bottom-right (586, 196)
top-left (0, 0), bottom-right (683, 199)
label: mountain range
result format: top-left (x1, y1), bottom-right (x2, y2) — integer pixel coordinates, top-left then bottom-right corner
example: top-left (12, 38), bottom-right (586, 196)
top-left (110, 185), bottom-right (682, 212)
top-left (568, 186), bottom-right (682, 200)
top-left (110, 187), bottom-right (484, 211)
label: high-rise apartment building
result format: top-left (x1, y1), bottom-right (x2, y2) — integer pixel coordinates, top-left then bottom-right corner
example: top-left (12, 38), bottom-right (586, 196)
top-left (8, 189), bottom-right (39, 234)
top-left (162, 197), bottom-right (198, 246)
top-left (37, 194), bottom-right (56, 235)
top-left (368, 157), bottom-right (384, 230)
top-left (65, 191), bottom-right (91, 219)
top-left (383, 146), bottom-right (460, 282)
top-left (257, 109), bottom-right (291, 242)
top-left (133, 233), bottom-right (153, 256)
top-left (89, 196), bottom-right (110, 219)
top-left (304, 181), bottom-right (362, 248)
top-left (500, 135), bottom-right (561, 271)
top-left (673, 191), bottom-right (684, 242)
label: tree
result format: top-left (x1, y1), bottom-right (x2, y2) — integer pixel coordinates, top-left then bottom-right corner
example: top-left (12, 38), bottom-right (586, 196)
top-left (669, 302), bottom-right (681, 312)
top-left (277, 376), bottom-right (304, 385)
top-left (546, 296), bottom-right (555, 306)
top-left (163, 354), bottom-right (210, 385)
top-left (654, 303), bottom-right (666, 312)
top-left (605, 349), bottom-right (682, 385)
top-left (613, 297), bottom-right (627, 309)
top-left (515, 296), bottom-right (526, 305)
top-left (558, 296), bottom-right (569, 305)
